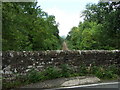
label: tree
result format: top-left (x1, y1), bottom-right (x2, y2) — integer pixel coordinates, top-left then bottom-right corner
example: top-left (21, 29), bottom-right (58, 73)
top-left (66, 1), bottom-right (120, 50)
top-left (2, 2), bottom-right (61, 51)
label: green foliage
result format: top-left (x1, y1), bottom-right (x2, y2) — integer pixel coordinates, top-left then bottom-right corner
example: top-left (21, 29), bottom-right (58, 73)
top-left (43, 66), bottom-right (61, 79)
top-left (3, 81), bottom-right (22, 90)
top-left (60, 64), bottom-right (72, 77)
top-left (91, 65), bottom-right (119, 79)
top-left (107, 65), bottom-right (119, 74)
top-left (2, 2), bottom-right (61, 51)
top-left (3, 64), bottom-right (119, 89)
top-left (66, 2), bottom-right (120, 50)
top-left (25, 69), bottom-right (42, 83)
top-left (78, 65), bottom-right (88, 76)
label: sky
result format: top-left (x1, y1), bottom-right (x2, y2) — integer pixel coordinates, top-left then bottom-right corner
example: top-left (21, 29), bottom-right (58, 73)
top-left (37, 0), bottom-right (99, 37)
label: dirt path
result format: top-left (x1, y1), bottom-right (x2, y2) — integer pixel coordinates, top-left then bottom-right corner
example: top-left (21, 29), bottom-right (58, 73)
top-left (62, 41), bottom-right (69, 50)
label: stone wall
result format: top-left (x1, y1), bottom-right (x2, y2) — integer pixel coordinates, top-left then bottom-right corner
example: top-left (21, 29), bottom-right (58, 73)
top-left (2, 50), bottom-right (120, 75)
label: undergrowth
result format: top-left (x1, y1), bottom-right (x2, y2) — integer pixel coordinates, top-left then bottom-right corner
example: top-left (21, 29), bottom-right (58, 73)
top-left (3, 64), bottom-right (119, 89)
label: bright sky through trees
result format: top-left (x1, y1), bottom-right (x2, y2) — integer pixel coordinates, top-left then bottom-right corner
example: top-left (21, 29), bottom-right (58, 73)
top-left (37, 0), bottom-right (99, 37)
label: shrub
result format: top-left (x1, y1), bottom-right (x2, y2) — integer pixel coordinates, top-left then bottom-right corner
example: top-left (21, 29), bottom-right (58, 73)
top-left (43, 66), bottom-right (61, 79)
top-left (3, 81), bottom-right (22, 90)
top-left (78, 65), bottom-right (88, 76)
top-left (25, 68), bottom-right (42, 83)
top-left (91, 65), bottom-right (119, 79)
top-left (93, 67), bottom-right (105, 79)
top-left (60, 64), bottom-right (72, 77)
top-left (103, 67), bottom-right (119, 79)
top-left (3, 64), bottom-right (119, 89)
top-left (107, 65), bottom-right (119, 74)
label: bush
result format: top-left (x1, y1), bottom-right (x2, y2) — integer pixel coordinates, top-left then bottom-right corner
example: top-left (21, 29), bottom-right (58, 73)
top-left (3, 81), bottom-right (22, 90)
top-left (78, 65), bottom-right (88, 76)
top-left (25, 69), bottom-right (42, 83)
top-left (91, 65), bottom-right (119, 79)
top-left (107, 65), bottom-right (119, 74)
top-left (3, 64), bottom-right (119, 89)
top-left (43, 66), bottom-right (61, 79)
top-left (60, 64), bottom-right (72, 77)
